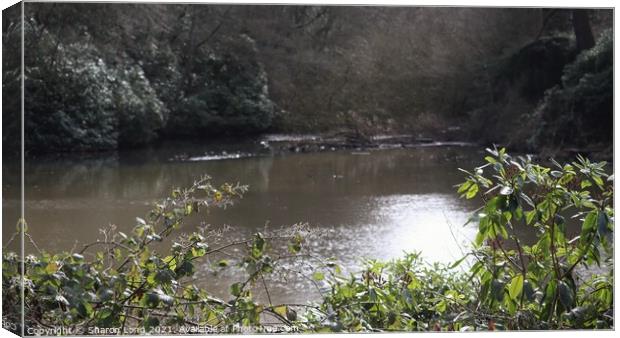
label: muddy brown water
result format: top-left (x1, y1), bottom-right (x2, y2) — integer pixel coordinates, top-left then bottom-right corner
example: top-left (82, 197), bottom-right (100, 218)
top-left (2, 140), bottom-right (524, 303)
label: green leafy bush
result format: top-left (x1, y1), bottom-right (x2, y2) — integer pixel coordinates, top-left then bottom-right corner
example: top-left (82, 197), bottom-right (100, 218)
top-left (456, 148), bottom-right (613, 329)
top-left (302, 149), bottom-right (613, 331)
top-left (24, 31), bottom-right (118, 152)
top-left (113, 63), bottom-right (167, 147)
top-left (529, 29), bottom-right (612, 149)
top-left (19, 20), bottom-right (167, 153)
top-left (3, 176), bottom-right (316, 334)
top-left (305, 254), bottom-right (476, 332)
top-left (166, 37), bottom-right (275, 137)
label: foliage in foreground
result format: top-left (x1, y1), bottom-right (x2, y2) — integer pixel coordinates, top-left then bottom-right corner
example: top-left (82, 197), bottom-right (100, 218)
top-left (313, 148), bottom-right (613, 331)
top-left (3, 177), bottom-right (318, 334)
top-left (2, 150), bottom-right (614, 333)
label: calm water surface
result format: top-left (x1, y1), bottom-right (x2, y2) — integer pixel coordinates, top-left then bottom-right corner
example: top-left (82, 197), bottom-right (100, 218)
top-left (3, 141), bottom-right (485, 303)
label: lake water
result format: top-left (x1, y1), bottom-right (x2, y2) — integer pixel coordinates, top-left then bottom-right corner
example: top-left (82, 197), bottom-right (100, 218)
top-left (3, 140), bottom-right (485, 303)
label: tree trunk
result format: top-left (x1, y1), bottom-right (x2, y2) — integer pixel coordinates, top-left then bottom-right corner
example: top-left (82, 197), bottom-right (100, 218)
top-left (572, 9), bottom-right (595, 52)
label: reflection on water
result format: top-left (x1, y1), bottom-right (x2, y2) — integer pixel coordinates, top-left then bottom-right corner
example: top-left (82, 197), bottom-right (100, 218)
top-left (3, 142), bottom-right (483, 302)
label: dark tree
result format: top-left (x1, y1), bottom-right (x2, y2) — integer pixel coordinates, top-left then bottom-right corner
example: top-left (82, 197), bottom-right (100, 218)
top-left (572, 9), bottom-right (595, 52)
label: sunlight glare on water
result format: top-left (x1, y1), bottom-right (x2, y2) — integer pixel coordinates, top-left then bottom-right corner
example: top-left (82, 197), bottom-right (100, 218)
top-left (370, 194), bottom-right (475, 262)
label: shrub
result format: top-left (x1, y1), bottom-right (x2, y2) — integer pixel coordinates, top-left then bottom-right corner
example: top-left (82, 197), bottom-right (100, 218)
top-left (529, 29), bottom-right (612, 149)
top-left (455, 148), bottom-right (613, 329)
top-left (19, 21), bottom-right (166, 153)
top-left (2, 176), bottom-right (315, 334)
top-left (112, 63), bottom-right (167, 147)
top-left (24, 29), bottom-right (119, 152)
top-left (303, 148), bottom-right (613, 331)
top-left (166, 36), bottom-right (275, 137)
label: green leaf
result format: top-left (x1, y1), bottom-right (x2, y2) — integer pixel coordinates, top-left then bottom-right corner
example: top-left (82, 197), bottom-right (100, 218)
top-left (175, 260), bottom-right (194, 277)
top-left (77, 301), bottom-right (94, 318)
top-left (581, 180), bottom-right (592, 189)
top-left (45, 262), bottom-right (58, 274)
top-left (583, 211), bottom-right (597, 231)
top-left (520, 192), bottom-right (535, 207)
top-left (592, 175), bottom-right (604, 187)
top-left (458, 180), bottom-right (473, 194)
top-left (485, 156), bottom-right (497, 164)
top-left (217, 259), bottom-right (229, 267)
top-left (312, 272), bottom-right (325, 281)
top-left (465, 183), bottom-right (479, 199)
top-left (273, 305), bottom-right (288, 319)
top-left (230, 282), bottom-right (243, 297)
top-left (98, 307), bottom-right (113, 319)
top-left (508, 275), bottom-right (524, 300)
top-left (251, 233), bottom-right (266, 259)
top-left (525, 210), bottom-right (537, 225)
top-left (449, 256), bottom-right (467, 269)
top-left (163, 255), bottom-right (177, 271)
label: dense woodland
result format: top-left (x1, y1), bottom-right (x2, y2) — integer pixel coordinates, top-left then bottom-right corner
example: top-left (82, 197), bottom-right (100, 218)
top-left (2, 4), bottom-right (614, 155)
